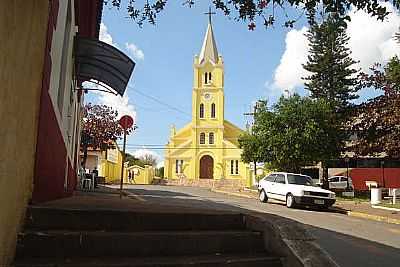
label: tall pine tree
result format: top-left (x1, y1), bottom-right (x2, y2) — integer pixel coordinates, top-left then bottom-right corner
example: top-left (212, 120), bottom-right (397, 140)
top-left (303, 15), bottom-right (358, 112)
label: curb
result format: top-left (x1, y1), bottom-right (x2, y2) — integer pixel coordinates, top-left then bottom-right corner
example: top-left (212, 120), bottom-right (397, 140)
top-left (211, 188), bottom-right (256, 199)
top-left (371, 205), bottom-right (400, 212)
top-left (347, 210), bottom-right (400, 225)
top-left (212, 188), bottom-right (400, 225)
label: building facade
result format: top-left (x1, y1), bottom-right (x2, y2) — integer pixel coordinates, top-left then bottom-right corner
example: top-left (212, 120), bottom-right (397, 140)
top-left (1, 1), bottom-right (134, 265)
top-left (164, 18), bottom-right (250, 183)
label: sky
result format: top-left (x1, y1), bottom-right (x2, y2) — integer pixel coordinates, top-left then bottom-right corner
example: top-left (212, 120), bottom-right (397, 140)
top-left (86, 1), bottom-right (400, 166)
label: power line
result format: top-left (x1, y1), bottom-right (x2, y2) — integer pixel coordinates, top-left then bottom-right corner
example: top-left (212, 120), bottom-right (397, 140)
top-left (128, 85), bottom-right (191, 117)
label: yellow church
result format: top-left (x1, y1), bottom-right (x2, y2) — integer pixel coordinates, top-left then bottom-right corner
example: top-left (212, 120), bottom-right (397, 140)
top-left (164, 16), bottom-right (251, 184)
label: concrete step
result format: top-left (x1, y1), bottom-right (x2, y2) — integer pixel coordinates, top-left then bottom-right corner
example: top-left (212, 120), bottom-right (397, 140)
top-left (16, 230), bottom-right (265, 258)
top-left (13, 254), bottom-right (282, 267)
top-left (25, 207), bottom-right (245, 231)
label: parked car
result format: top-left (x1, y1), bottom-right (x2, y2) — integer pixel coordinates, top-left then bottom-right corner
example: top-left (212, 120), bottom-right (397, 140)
top-left (258, 172), bottom-right (336, 208)
top-left (328, 176), bottom-right (354, 191)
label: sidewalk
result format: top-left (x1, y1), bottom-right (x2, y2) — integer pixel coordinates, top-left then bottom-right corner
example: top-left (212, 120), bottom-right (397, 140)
top-left (35, 186), bottom-right (235, 215)
top-left (211, 187), bottom-right (400, 225)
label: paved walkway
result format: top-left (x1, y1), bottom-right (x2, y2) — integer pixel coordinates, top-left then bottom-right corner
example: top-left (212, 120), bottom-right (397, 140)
top-left (36, 186), bottom-right (235, 214)
top-left (212, 187), bottom-right (400, 224)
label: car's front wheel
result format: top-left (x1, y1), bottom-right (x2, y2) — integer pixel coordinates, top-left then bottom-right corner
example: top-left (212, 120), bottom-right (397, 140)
top-left (286, 193), bottom-right (296, 208)
top-left (259, 189), bottom-right (268, 203)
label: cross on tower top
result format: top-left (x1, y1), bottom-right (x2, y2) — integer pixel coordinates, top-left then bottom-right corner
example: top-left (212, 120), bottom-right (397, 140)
top-left (204, 7), bottom-right (216, 24)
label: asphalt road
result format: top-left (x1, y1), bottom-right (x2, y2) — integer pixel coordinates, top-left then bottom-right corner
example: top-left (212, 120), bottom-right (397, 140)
top-left (119, 185), bottom-right (400, 267)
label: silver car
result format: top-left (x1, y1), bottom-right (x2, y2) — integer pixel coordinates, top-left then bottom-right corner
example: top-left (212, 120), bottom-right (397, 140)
top-left (328, 176), bottom-right (354, 190)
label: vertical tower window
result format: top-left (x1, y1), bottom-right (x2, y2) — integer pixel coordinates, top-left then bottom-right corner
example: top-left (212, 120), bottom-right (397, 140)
top-left (200, 132), bottom-right (205, 144)
top-left (209, 132), bottom-right (214, 144)
top-left (199, 103), bottom-right (204, 118)
top-left (211, 103), bottom-right (216, 118)
top-left (230, 160), bottom-right (234, 175)
top-left (204, 72), bottom-right (212, 84)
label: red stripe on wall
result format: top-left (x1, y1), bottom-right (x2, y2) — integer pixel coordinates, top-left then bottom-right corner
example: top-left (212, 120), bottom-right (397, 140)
top-left (32, 0), bottom-right (76, 203)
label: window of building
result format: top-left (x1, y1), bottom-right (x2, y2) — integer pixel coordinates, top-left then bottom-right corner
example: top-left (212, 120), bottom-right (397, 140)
top-left (200, 132), bottom-right (205, 144)
top-left (199, 103), bottom-right (204, 118)
top-left (209, 132), bottom-right (214, 144)
top-left (175, 159), bottom-right (184, 174)
top-left (235, 160), bottom-right (239, 174)
top-left (57, 0), bottom-right (72, 114)
top-left (230, 160), bottom-right (239, 175)
top-left (208, 72), bottom-right (212, 82)
top-left (211, 103), bottom-right (216, 118)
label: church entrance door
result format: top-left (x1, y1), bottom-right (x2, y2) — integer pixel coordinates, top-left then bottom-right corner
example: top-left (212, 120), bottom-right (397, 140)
top-left (200, 155), bottom-right (213, 179)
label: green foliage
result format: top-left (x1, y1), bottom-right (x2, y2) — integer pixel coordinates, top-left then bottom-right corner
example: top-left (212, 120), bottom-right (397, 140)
top-left (241, 95), bottom-right (344, 172)
top-left (125, 153), bottom-right (146, 167)
top-left (105, 0), bottom-right (396, 29)
top-left (303, 14), bottom-right (359, 112)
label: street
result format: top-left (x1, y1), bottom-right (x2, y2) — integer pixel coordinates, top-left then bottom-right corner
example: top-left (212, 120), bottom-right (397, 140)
top-left (119, 185), bottom-right (400, 267)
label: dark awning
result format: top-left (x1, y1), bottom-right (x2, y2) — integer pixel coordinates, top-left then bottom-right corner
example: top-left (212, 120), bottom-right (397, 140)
top-left (74, 36), bottom-right (135, 96)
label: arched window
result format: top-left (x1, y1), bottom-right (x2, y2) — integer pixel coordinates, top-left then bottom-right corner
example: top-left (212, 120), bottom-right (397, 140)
top-left (199, 103), bottom-right (204, 118)
top-left (204, 73), bottom-right (208, 84)
top-left (209, 132), bottom-right (214, 144)
top-left (211, 103), bottom-right (216, 118)
top-left (208, 72), bottom-right (212, 82)
top-left (200, 132), bottom-right (205, 144)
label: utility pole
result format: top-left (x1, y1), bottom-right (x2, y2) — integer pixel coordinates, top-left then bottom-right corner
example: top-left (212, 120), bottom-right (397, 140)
top-left (244, 102), bottom-right (260, 184)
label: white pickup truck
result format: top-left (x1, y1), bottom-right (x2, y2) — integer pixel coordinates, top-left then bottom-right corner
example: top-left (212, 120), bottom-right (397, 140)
top-left (258, 172), bottom-right (336, 208)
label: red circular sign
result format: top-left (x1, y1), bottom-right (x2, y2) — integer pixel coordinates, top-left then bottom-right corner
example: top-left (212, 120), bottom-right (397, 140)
top-left (119, 115), bottom-right (134, 130)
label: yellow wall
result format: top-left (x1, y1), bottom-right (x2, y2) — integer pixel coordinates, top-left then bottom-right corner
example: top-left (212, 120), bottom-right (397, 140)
top-left (0, 1), bottom-right (49, 265)
top-left (126, 165), bottom-right (155, 185)
top-left (100, 150), bottom-right (126, 184)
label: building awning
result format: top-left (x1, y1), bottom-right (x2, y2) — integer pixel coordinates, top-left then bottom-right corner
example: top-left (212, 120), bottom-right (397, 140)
top-left (74, 36), bottom-right (135, 96)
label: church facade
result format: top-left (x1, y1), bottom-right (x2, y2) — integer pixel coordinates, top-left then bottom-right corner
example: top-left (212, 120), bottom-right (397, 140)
top-left (164, 18), bottom-right (251, 184)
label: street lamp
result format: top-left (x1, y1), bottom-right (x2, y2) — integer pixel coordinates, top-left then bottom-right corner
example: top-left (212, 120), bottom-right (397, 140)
top-left (344, 156), bottom-right (350, 190)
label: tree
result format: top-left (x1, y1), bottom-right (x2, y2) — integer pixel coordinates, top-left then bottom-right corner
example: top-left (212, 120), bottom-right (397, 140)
top-left (303, 14), bottom-right (359, 113)
top-left (350, 56), bottom-right (400, 158)
top-left (81, 104), bottom-right (124, 167)
top-left (125, 153), bottom-right (146, 167)
top-left (138, 153), bottom-right (158, 167)
top-left (241, 94), bottom-right (343, 172)
top-left (239, 101), bottom-right (273, 178)
top-left (106, 0), bottom-right (397, 29)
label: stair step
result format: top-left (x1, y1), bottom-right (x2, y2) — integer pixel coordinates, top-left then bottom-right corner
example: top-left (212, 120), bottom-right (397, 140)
top-left (25, 207), bottom-right (245, 231)
top-left (17, 230), bottom-right (265, 258)
top-left (13, 254), bottom-right (282, 267)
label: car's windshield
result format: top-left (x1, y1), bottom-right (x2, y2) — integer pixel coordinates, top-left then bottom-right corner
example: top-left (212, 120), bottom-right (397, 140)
top-left (287, 174), bottom-right (314, 186)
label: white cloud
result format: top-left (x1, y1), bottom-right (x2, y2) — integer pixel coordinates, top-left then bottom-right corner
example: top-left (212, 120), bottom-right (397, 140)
top-left (347, 2), bottom-right (400, 71)
top-left (95, 91), bottom-right (136, 121)
top-left (271, 2), bottom-right (400, 94)
top-left (99, 23), bottom-right (116, 47)
top-left (273, 27), bottom-right (309, 93)
top-left (125, 42), bottom-right (145, 61)
top-left (131, 148), bottom-right (160, 163)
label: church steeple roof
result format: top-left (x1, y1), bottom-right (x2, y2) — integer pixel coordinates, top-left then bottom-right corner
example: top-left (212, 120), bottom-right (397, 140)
top-left (199, 11), bottom-right (219, 64)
